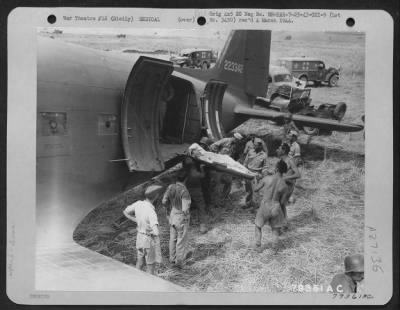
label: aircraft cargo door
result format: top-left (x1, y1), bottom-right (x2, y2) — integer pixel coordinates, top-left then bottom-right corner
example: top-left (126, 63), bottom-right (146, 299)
top-left (202, 80), bottom-right (228, 140)
top-left (122, 56), bottom-right (173, 172)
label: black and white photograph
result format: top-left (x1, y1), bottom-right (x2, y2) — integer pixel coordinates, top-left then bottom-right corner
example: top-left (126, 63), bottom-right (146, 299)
top-left (6, 7), bottom-right (394, 305)
top-left (35, 26), bottom-right (366, 292)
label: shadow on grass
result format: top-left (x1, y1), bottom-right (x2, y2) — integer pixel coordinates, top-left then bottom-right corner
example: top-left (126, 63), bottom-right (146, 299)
top-left (189, 241), bottom-right (226, 264)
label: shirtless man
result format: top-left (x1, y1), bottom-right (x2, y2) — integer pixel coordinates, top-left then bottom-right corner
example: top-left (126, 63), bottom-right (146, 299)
top-left (276, 142), bottom-right (301, 218)
top-left (253, 160), bottom-right (289, 250)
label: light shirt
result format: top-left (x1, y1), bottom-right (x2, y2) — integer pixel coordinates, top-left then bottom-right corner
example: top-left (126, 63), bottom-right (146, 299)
top-left (244, 150), bottom-right (267, 172)
top-left (123, 200), bottom-right (158, 235)
top-left (289, 141), bottom-right (301, 158)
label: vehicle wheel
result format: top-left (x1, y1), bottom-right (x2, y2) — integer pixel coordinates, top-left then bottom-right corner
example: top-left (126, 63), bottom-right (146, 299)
top-left (328, 74), bottom-right (339, 87)
top-left (201, 62), bottom-right (208, 70)
top-left (333, 102), bottom-right (347, 120)
top-left (299, 75), bottom-right (308, 85)
top-left (303, 126), bottom-right (319, 135)
top-left (302, 113), bottom-right (319, 135)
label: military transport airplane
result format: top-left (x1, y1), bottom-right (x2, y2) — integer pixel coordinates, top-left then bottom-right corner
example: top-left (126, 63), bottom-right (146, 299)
top-left (36, 30), bottom-right (363, 290)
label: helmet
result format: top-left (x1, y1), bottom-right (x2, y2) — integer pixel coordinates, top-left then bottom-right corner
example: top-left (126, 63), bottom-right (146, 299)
top-left (344, 254), bottom-right (364, 273)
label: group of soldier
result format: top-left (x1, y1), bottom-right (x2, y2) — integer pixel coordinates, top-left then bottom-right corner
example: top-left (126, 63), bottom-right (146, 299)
top-left (122, 129), bottom-right (364, 293)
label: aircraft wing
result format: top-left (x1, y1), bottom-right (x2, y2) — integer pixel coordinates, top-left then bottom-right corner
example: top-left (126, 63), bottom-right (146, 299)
top-left (234, 106), bottom-right (364, 133)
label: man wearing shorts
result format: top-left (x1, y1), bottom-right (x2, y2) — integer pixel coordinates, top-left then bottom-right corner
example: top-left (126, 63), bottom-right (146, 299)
top-left (253, 160), bottom-right (289, 250)
top-left (277, 142), bottom-right (301, 218)
top-left (123, 185), bottom-right (163, 275)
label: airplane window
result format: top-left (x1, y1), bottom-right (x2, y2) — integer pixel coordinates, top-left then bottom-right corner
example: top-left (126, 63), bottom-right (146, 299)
top-left (98, 114), bottom-right (118, 135)
top-left (40, 112), bottom-right (67, 136)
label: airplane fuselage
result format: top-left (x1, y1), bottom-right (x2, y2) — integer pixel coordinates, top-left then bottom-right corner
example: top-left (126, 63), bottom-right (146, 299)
top-left (36, 37), bottom-right (254, 246)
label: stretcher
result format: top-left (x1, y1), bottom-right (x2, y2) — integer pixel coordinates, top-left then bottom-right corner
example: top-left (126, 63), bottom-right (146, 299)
top-left (187, 143), bottom-right (256, 180)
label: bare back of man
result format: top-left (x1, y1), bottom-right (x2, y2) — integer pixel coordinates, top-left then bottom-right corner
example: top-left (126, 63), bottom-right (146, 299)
top-left (254, 168), bottom-right (290, 250)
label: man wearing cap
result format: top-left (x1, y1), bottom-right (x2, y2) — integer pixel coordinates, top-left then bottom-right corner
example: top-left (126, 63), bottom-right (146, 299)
top-left (288, 130), bottom-right (301, 160)
top-left (123, 184), bottom-right (163, 275)
top-left (330, 254), bottom-right (364, 293)
top-left (243, 137), bottom-right (268, 209)
top-left (209, 132), bottom-right (243, 157)
top-left (162, 173), bottom-right (191, 268)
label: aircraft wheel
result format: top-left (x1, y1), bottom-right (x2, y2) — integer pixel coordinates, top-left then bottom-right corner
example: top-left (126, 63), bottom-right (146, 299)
top-left (302, 113), bottom-right (319, 135)
top-left (333, 102), bottom-right (346, 120)
top-left (328, 74), bottom-right (339, 87)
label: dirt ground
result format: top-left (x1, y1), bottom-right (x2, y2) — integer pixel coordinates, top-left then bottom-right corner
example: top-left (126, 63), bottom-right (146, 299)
top-left (65, 30), bottom-right (365, 292)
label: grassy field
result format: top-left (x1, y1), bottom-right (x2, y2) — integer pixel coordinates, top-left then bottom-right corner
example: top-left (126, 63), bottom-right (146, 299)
top-left (66, 30), bottom-right (365, 292)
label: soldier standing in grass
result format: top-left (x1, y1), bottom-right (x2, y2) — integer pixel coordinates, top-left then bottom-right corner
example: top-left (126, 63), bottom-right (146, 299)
top-left (182, 157), bottom-right (209, 234)
top-left (253, 160), bottom-right (289, 250)
top-left (330, 254), bottom-right (364, 293)
top-left (198, 137), bottom-right (220, 214)
top-left (162, 173), bottom-right (192, 268)
top-left (243, 138), bottom-right (268, 209)
top-left (277, 142), bottom-right (301, 218)
top-left (123, 185), bottom-right (163, 275)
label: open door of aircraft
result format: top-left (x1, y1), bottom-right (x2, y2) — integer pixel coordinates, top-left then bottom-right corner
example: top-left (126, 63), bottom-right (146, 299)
top-left (121, 57), bottom-right (174, 172)
top-left (202, 80), bottom-right (228, 141)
